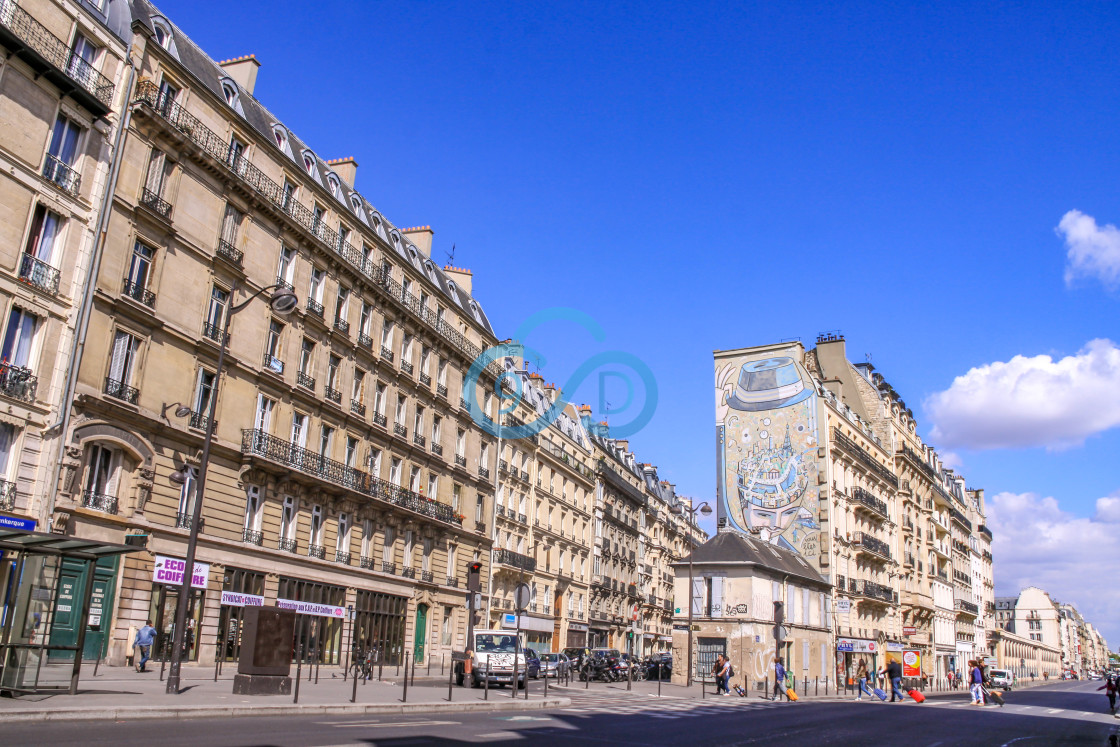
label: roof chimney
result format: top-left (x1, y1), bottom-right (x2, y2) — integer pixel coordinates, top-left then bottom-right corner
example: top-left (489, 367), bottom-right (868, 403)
top-left (401, 226), bottom-right (433, 257)
top-left (443, 265), bottom-right (472, 295)
top-left (218, 54), bottom-right (260, 96)
top-left (326, 157), bottom-right (358, 188)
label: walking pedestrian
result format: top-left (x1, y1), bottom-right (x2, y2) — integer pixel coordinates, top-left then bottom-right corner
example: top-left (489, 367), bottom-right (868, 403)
top-left (969, 660), bottom-right (985, 706)
top-left (773, 658), bottom-right (787, 701)
top-left (855, 658), bottom-right (873, 701)
top-left (1097, 675), bottom-right (1117, 713)
top-left (886, 658), bottom-right (908, 702)
top-left (133, 620), bottom-right (156, 673)
top-left (717, 655), bottom-right (732, 696)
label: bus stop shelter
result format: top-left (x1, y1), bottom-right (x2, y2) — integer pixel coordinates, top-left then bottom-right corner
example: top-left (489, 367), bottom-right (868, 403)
top-left (0, 526), bottom-right (140, 695)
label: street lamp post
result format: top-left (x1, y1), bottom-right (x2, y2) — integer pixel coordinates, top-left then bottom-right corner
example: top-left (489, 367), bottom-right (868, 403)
top-left (670, 499), bottom-right (711, 687)
top-left (164, 282), bottom-right (297, 695)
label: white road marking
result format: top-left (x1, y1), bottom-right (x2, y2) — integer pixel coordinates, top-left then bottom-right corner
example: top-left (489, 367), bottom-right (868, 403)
top-left (327, 720), bottom-right (461, 728)
top-left (1046, 708), bottom-right (1063, 714)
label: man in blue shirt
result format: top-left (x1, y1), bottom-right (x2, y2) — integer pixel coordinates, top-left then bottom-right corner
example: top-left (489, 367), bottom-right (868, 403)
top-left (134, 620), bottom-right (156, 672)
top-left (773, 658), bottom-right (787, 700)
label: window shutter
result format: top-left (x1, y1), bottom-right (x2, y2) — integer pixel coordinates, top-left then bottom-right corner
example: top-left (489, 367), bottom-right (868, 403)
top-left (691, 576), bottom-right (705, 616)
top-left (711, 576), bottom-right (724, 616)
top-left (109, 331), bottom-right (129, 382)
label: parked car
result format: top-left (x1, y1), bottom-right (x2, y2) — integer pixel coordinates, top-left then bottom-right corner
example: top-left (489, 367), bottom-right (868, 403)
top-left (539, 652), bottom-right (571, 678)
top-left (988, 669), bottom-right (1014, 690)
top-left (524, 648), bottom-right (542, 678)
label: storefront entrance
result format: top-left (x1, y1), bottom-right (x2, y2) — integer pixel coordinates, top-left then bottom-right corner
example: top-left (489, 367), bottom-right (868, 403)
top-left (216, 568), bottom-right (265, 662)
top-left (148, 584), bottom-right (205, 662)
top-left (48, 556), bottom-right (119, 660)
top-left (278, 576), bottom-right (345, 665)
top-left (353, 590), bottom-right (407, 667)
top-left (413, 604), bottom-right (428, 664)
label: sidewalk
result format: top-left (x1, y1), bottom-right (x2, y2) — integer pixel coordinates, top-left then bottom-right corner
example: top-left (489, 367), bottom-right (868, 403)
top-left (0, 663), bottom-right (569, 722)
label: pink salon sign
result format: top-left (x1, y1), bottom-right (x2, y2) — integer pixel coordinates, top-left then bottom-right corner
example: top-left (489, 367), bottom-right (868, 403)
top-left (152, 555), bottom-right (209, 589)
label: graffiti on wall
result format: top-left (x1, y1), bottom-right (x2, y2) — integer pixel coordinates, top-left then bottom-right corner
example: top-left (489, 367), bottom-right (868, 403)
top-left (715, 349), bottom-right (821, 558)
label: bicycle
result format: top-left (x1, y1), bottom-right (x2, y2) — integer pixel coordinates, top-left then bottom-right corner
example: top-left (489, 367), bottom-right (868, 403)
top-left (349, 649), bottom-right (374, 681)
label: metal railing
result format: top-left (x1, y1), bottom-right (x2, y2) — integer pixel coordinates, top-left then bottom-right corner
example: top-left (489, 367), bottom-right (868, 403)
top-left (851, 486), bottom-right (888, 519)
top-left (357, 332), bottom-right (373, 349)
top-left (306, 298), bottom-right (324, 318)
top-left (80, 490), bottom-right (118, 514)
top-left (381, 346), bottom-right (394, 362)
top-left (202, 322), bottom-right (228, 344)
top-left (216, 239), bottom-right (243, 265)
top-left (335, 550), bottom-right (351, 564)
top-left (275, 276), bottom-right (294, 291)
top-left (122, 278), bottom-right (156, 306)
top-left (852, 531), bottom-right (892, 561)
top-left (350, 400), bottom-right (366, 417)
top-left (360, 556), bottom-right (376, 570)
top-left (401, 360), bottom-right (414, 375)
top-left (413, 433), bottom-right (425, 447)
top-left (334, 318), bottom-right (349, 334)
top-left (401, 566), bottom-right (416, 579)
top-left (0, 479), bottom-right (14, 511)
top-left (19, 253), bottom-right (61, 295)
top-left (832, 429), bottom-right (898, 487)
top-left (455, 454), bottom-right (467, 467)
top-left (478, 466), bottom-right (490, 479)
top-left (393, 423), bottom-right (407, 438)
top-left (431, 442), bottom-right (443, 456)
top-left (848, 578), bottom-right (896, 604)
top-left (174, 512), bottom-right (195, 530)
top-left (140, 188), bottom-right (172, 218)
top-left (0, 0), bottom-right (114, 110)
top-left (262, 353), bottom-right (284, 374)
top-left (949, 505), bottom-right (972, 531)
top-left (382, 561), bottom-right (396, 575)
top-left (104, 377), bottom-right (139, 404)
top-left (308, 544), bottom-right (325, 559)
top-left (189, 411), bottom-right (212, 431)
top-left (242, 529), bottom-right (263, 546)
top-left (241, 429), bottom-right (463, 527)
top-left (42, 153), bottom-right (80, 195)
top-left (373, 412), bottom-right (387, 427)
top-left (446, 576), bottom-right (459, 587)
top-left (297, 372), bottom-right (315, 390)
top-left (955, 599), bottom-right (979, 615)
top-left (495, 548), bottom-right (536, 572)
top-left (420, 570), bottom-right (434, 583)
top-left (420, 373), bottom-right (431, 386)
top-left (437, 383), bottom-right (448, 398)
top-left (277, 537), bottom-right (297, 553)
top-left (324, 386), bottom-right (342, 404)
top-left (0, 363), bottom-right (37, 403)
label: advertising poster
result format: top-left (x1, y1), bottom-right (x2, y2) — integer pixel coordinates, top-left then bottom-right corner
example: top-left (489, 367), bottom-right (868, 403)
top-left (903, 650), bottom-right (922, 677)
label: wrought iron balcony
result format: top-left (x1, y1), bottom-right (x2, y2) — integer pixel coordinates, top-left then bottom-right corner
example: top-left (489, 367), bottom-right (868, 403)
top-left (358, 333), bottom-right (373, 350)
top-left (351, 400), bottom-right (366, 417)
top-left (216, 239), bottom-right (243, 265)
top-left (80, 490), bottom-right (118, 514)
top-left (202, 322), bottom-right (228, 344)
top-left (455, 454), bottom-right (467, 467)
top-left (831, 428), bottom-right (898, 487)
top-left (437, 383), bottom-right (448, 398)
top-left (333, 318), bottom-right (349, 335)
top-left (0, 0), bottom-right (114, 114)
top-left (174, 512), bottom-right (196, 530)
top-left (42, 153), bottom-right (80, 195)
top-left (189, 411), bottom-right (212, 431)
top-left (413, 433), bottom-right (425, 447)
top-left (308, 544), bottom-right (325, 559)
top-left (518, 512), bottom-right (527, 524)
top-left (373, 412), bottom-right (387, 427)
top-left (139, 188), bottom-right (171, 218)
top-left (495, 548), bottom-right (537, 572)
top-left (360, 556), bottom-right (376, 570)
top-left (955, 599), bottom-right (979, 616)
top-left (421, 570), bottom-right (434, 583)
top-left (475, 521), bottom-right (486, 533)
top-left (393, 423), bottom-right (407, 438)
top-left (275, 276), bottom-right (294, 291)
top-left (122, 278), bottom-right (156, 307)
top-left (949, 505), bottom-right (972, 531)
top-left (381, 347), bottom-right (394, 362)
top-left (420, 373), bottom-right (431, 386)
top-left (19, 253), bottom-right (60, 295)
top-left (382, 561), bottom-right (396, 575)
top-left (431, 442), bottom-right (443, 456)
top-left (521, 470), bottom-right (530, 482)
top-left (242, 529), bottom-right (263, 546)
top-left (401, 360), bottom-right (414, 375)
top-left (0, 479), bottom-right (14, 511)
top-left (104, 377), bottom-right (139, 404)
top-left (262, 353), bottom-right (284, 374)
top-left (278, 537), bottom-right (297, 553)
top-left (297, 372), bottom-right (315, 390)
top-left (0, 363), bottom-right (37, 403)
top-left (848, 578), bottom-right (896, 604)
top-left (852, 531), bottom-right (891, 561)
top-left (305, 298), bottom-right (324, 318)
top-left (499, 460), bottom-right (509, 474)
top-left (324, 386), bottom-right (342, 404)
top-left (401, 566), bottom-right (416, 579)
top-left (460, 397), bottom-right (468, 409)
top-left (478, 466), bottom-right (490, 479)
top-left (335, 550), bottom-right (351, 564)
top-left (240, 429), bottom-right (464, 527)
top-left (851, 486), bottom-right (888, 520)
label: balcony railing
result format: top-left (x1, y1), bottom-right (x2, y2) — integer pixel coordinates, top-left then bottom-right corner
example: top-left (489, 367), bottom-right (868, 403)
top-left (955, 599), bottom-right (979, 616)
top-left (42, 153), bottom-right (80, 195)
top-left (122, 278), bottom-right (156, 307)
top-left (455, 454), bottom-right (467, 467)
top-left (382, 561), bottom-right (396, 575)
top-left (262, 353), bottom-right (284, 374)
top-left (0, 0), bottom-right (115, 113)
top-left (104, 377), bottom-right (139, 404)
top-left (308, 544), bottom-right (325, 559)
top-left (335, 550), bottom-right (351, 564)
top-left (19, 253), bottom-right (60, 295)
top-left (495, 548), bottom-right (537, 572)
top-left (478, 466), bottom-right (490, 479)
top-left (0, 363), bottom-right (37, 403)
top-left (851, 486), bottom-right (889, 520)
top-left (139, 188), bottom-right (172, 218)
top-left (241, 429), bottom-right (464, 528)
top-left (413, 434), bottom-right (425, 447)
top-left (848, 578), bottom-right (896, 604)
top-left (351, 400), bottom-right (366, 417)
top-left (832, 428), bottom-right (898, 487)
top-left (334, 318), bottom-right (349, 335)
top-left (360, 556), bottom-right (376, 570)
top-left (358, 332), bottom-right (373, 350)
top-left (202, 322), bottom-right (229, 344)
top-left (189, 411), bottom-right (212, 431)
top-left (324, 386), bottom-right (342, 404)
top-left (401, 360), bottom-right (414, 375)
top-left (306, 298), bottom-right (324, 318)
top-left (420, 570), bottom-right (434, 583)
top-left (297, 372), bottom-right (315, 390)
top-left (446, 576), bottom-right (459, 587)
top-left (133, 79), bottom-right (507, 387)
top-left (437, 383), bottom-right (448, 398)
top-left (80, 490), bottom-right (117, 514)
top-left (949, 505), bottom-right (972, 531)
top-left (420, 373), bottom-right (431, 386)
top-left (216, 239), bottom-right (243, 265)
top-left (278, 537), bottom-right (297, 553)
top-left (0, 479), bottom-right (14, 511)
top-left (393, 423), bottom-right (407, 438)
top-left (401, 566), bottom-right (416, 579)
top-left (431, 442), bottom-right (443, 456)
top-left (242, 529), bottom-right (263, 546)
top-left (373, 412), bottom-right (387, 427)
top-left (852, 531), bottom-right (892, 561)
top-left (174, 512), bottom-right (196, 530)
top-left (275, 276), bottom-right (294, 291)
top-left (381, 347), bottom-right (394, 362)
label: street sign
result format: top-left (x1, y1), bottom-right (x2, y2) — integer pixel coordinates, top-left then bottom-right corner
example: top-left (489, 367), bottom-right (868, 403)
top-left (472, 592), bottom-right (483, 610)
top-left (903, 626), bottom-right (916, 636)
top-left (773, 625), bottom-right (789, 641)
top-left (631, 603), bottom-right (639, 621)
top-left (514, 583), bottom-right (531, 613)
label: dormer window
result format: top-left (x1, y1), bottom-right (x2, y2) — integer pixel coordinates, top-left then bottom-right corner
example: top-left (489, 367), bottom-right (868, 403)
top-left (327, 173), bottom-right (340, 198)
top-left (273, 125), bottom-right (289, 152)
top-left (221, 80), bottom-right (238, 107)
top-left (302, 151), bottom-right (319, 179)
top-left (151, 17), bottom-right (173, 49)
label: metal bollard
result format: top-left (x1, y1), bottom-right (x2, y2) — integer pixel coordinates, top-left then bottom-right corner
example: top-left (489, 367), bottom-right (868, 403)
top-left (94, 649), bottom-right (102, 678)
top-left (447, 660), bottom-right (454, 702)
top-left (159, 638), bottom-right (169, 682)
top-left (702, 674), bottom-right (706, 699)
top-left (401, 656), bottom-right (409, 702)
top-left (484, 660), bottom-right (489, 700)
top-left (815, 677), bottom-right (819, 696)
top-left (428, 655), bottom-right (432, 676)
top-left (525, 668), bottom-right (529, 701)
top-left (351, 663), bottom-right (359, 703)
top-left (512, 654), bottom-right (519, 699)
top-left (544, 671), bottom-right (548, 698)
top-left (294, 643), bottom-right (303, 704)
top-left (657, 665), bottom-right (662, 697)
top-left (627, 659), bottom-right (632, 691)
top-left (442, 654), bottom-right (446, 675)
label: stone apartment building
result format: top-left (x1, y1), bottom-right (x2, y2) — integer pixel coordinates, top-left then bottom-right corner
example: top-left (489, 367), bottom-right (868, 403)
top-left (45, 2), bottom-right (509, 668)
top-left (0, 0), bottom-right (131, 525)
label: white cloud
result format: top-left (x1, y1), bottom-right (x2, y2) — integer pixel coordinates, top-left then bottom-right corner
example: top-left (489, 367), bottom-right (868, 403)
top-left (988, 490), bottom-right (1120, 647)
top-left (925, 339), bottom-right (1120, 450)
top-left (1058, 209), bottom-right (1120, 289)
top-left (1094, 494), bottom-right (1120, 523)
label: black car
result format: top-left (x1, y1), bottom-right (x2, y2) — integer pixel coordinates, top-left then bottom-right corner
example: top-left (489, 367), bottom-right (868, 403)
top-left (524, 647), bottom-right (542, 678)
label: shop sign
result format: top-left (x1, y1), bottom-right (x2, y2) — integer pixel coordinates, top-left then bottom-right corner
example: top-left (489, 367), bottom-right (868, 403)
top-left (153, 555), bottom-right (209, 589)
top-left (0, 514), bottom-right (35, 531)
top-left (837, 637), bottom-right (876, 653)
top-left (903, 650), bottom-right (922, 677)
top-left (903, 626), bottom-right (916, 636)
top-left (672, 624), bottom-right (690, 631)
top-left (221, 591), bottom-right (265, 608)
top-left (836, 599), bottom-right (851, 614)
top-left (886, 642), bottom-right (904, 652)
top-left (568, 622), bottom-right (588, 632)
top-left (276, 598), bottom-right (346, 618)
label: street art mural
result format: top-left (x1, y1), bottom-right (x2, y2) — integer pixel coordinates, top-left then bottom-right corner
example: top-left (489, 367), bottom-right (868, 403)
top-left (715, 348), bottom-right (822, 559)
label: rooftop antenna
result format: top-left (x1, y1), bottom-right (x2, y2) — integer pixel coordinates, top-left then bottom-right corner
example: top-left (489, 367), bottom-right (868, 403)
top-left (865, 353), bottom-right (873, 364)
top-left (444, 243), bottom-right (455, 265)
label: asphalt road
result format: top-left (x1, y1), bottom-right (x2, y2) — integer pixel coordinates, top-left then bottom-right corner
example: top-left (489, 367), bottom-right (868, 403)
top-left (2, 679), bottom-right (1115, 746)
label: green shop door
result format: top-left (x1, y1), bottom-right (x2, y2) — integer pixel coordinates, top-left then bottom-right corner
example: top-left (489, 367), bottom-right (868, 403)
top-left (413, 604), bottom-right (428, 664)
top-left (49, 556), bottom-right (120, 660)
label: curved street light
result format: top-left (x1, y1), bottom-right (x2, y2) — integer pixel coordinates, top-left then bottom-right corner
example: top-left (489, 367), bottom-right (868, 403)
top-left (164, 283), bottom-right (297, 695)
top-left (671, 499), bottom-right (711, 687)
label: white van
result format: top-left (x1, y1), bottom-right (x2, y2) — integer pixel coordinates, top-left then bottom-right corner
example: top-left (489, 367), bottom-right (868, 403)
top-left (454, 630), bottom-right (528, 689)
top-left (988, 669), bottom-right (1014, 690)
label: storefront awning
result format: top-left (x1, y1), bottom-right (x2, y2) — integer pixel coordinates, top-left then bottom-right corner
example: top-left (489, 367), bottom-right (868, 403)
top-left (0, 527), bottom-right (141, 559)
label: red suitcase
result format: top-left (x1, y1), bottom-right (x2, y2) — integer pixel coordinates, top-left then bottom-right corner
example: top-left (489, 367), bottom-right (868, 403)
top-left (908, 689), bottom-right (925, 703)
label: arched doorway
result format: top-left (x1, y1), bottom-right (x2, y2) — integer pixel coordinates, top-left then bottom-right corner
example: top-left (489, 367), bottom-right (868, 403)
top-left (413, 604), bottom-right (428, 664)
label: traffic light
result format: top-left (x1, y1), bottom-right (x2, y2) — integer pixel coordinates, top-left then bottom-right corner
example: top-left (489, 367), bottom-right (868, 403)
top-left (467, 561), bottom-right (483, 592)
top-left (627, 631), bottom-right (633, 642)
top-left (773, 601), bottom-right (785, 624)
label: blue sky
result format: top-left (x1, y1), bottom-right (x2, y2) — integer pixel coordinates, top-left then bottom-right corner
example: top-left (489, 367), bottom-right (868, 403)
top-left (161, 0), bottom-right (1120, 643)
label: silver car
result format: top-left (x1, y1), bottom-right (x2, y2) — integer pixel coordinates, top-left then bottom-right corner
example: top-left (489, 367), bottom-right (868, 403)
top-left (538, 652), bottom-right (571, 678)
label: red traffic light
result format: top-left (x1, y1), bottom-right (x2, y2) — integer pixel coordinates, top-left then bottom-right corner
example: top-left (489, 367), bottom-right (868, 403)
top-left (469, 561), bottom-right (483, 573)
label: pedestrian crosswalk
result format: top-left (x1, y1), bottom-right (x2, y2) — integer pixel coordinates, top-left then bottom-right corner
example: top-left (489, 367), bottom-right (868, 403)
top-left (556, 690), bottom-right (794, 719)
